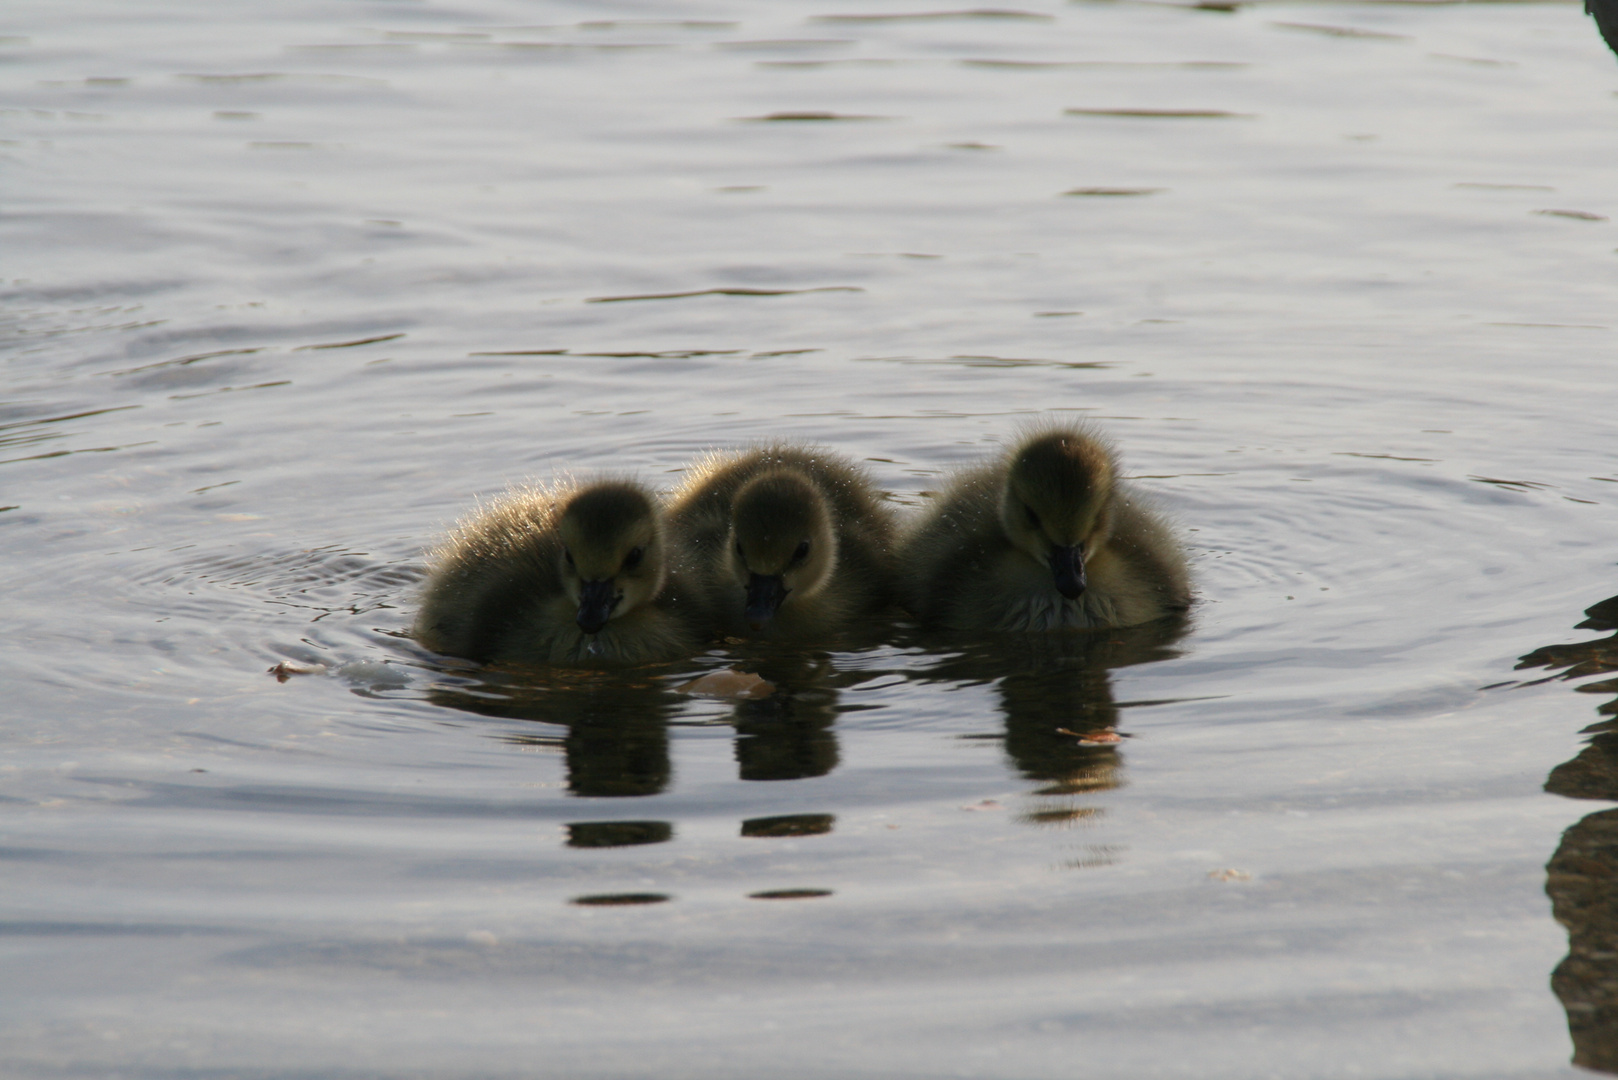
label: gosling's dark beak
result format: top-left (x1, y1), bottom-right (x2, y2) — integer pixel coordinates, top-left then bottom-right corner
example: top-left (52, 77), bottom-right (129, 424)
top-left (744, 573), bottom-right (789, 631)
top-left (576, 578), bottom-right (620, 634)
top-left (1050, 545), bottom-right (1086, 601)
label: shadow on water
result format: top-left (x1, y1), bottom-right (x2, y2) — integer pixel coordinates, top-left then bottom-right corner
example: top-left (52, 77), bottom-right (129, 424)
top-left (1524, 593), bottom-right (1618, 1072)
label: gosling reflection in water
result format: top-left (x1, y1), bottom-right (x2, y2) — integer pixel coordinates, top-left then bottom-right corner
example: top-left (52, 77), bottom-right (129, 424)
top-left (1525, 594), bottom-right (1618, 1073)
top-left (917, 617), bottom-right (1189, 807)
top-left (424, 649), bottom-right (849, 790)
top-left (428, 667), bottom-right (677, 798)
top-left (726, 650), bottom-right (844, 782)
top-left (566, 821), bottom-right (672, 848)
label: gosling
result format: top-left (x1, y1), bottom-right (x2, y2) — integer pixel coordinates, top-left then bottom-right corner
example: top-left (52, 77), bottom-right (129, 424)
top-left (667, 444), bottom-right (898, 642)
top-left (899, 425), bottom-right (1191, 631)
top-left (413, 479), bottom-right (705, 666)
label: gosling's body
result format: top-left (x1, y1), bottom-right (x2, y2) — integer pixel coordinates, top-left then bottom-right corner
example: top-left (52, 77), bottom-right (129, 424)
top-left (900, 425), bottom-right (1190, 632)
top-left (414, 479), bottom-right (704, 666)
top-left (667, 444), bottom-right (897, 642)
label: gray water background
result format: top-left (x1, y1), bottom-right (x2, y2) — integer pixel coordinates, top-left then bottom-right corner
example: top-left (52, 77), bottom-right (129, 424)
top-left (4, 0), bottom-right (1618, 1076)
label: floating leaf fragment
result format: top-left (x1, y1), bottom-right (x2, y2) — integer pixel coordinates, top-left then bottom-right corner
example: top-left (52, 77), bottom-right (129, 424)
top-left (677, 669), bottom-right (775, 699)
top-left (269, 660), bottom-right (328, 681)
top-left (1056, 727), bottom-right (1129, 743)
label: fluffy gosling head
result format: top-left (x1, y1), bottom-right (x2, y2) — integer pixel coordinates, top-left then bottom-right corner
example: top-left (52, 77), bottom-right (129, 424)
top-left (726, 469), bottom-right (838, 630)
top-left (555, 482), bottom-right (666, 635)
top-left (999, 430), bottom-right (1117, 601)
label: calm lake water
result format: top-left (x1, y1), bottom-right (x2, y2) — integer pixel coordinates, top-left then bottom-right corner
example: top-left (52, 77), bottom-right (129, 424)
top-left (4, 0), bottom-right (1618, 1076)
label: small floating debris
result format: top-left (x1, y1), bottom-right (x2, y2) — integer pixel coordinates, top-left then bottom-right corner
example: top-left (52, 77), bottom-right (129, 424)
top-left (1208, 868), bottom-right (1252, 882)
top-left (961, 798), bottom-right (1002, 811)
top-left (1534, 209), bottom-right (1608, 222)
top-left (268, 660), bottom-right (328, 681)
top-left (748, 888), bottom-right (833, 900)
top-left (586, 286), bottom-right (862, 304)
top-left (1065, 107), bottom-right (1251, 119)
top-left (1056, 727), bottom-right (1129, 743)
top-left (676, 669), bottom-right (775, 699)
top-left (1063, 187), bottom-right (1164, 197)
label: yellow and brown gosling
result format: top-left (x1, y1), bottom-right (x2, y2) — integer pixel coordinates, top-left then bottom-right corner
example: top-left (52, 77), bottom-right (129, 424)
top-left (899, 424), bottom-right (1191, 631)
top-left (667, 444), bottom-right (898, 642)
top-left (413, 479), bottom-right (705, 666)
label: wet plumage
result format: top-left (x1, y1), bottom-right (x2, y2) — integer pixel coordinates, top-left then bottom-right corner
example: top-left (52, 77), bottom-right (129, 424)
top-left (413, 479), bottom-right (705, 666)
top-left (899, 425), bottom-right (1191, 631)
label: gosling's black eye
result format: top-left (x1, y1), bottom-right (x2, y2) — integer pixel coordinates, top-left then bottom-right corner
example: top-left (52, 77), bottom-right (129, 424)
top-left (622, 546), bottom-right (644, 572)
top-left (563, 547), bottom-right (575, 567)
top-left (1024, 505), bottom-right (1041, 529)
top-left (792, 540), bottom-right (810, 564)
top-left (735, 541), bottom-right (745, 558)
